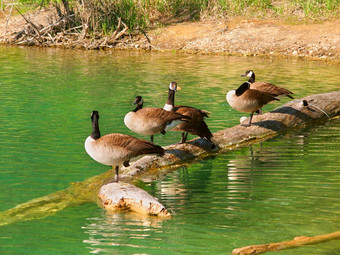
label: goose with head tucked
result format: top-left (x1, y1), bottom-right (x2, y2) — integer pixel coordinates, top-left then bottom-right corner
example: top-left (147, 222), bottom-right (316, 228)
top-left (226, 82), bottom-right (279, 126)
top-left (163, 82), bottom-right (214, 146)
top-left (124, 96), bottom-right (190, 143)
top-left (241, 70), bottom-right (294, 99)
top-left (85, 111), bottom-right (165, 182)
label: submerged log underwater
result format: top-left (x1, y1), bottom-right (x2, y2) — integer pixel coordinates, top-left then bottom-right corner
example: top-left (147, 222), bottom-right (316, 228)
top-left (0, 91), bottom-right (339, 225)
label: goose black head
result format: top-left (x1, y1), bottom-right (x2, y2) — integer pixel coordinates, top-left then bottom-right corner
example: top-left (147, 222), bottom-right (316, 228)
top-left (169, 81), bottom-right (177, 91)
top-left (90, 111), bottom-right (100, 139)
top-left (241, 70), bottom-right (255, 83)
top-left (241, 70), bottom-right (254, 77)
top-left (133, 96), bottom-right (143, 105)
top-left (91, 111), bottom-right (99, 120)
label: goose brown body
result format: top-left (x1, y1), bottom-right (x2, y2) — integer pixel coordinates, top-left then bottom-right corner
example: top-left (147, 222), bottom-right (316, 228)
top-left (226, 82), bottom-right (279, 126)
top-left (85, 133), bottom-right (164, 166)
top-left (163, 82), bottom-right (213, 144)
top-left (85, 111), bottom-right (164, 182)
top-left (124, 96), bottom-right (190, 142)
top-left (242, 70), bottom-right (294, 99)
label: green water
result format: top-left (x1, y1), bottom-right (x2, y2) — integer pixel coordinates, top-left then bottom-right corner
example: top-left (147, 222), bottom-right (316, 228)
top-left (0, 46), bottom-right (339, 254)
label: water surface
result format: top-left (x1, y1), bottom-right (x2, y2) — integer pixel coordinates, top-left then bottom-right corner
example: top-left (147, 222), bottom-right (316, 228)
top-left (0, 46), bottom-right (340, 254)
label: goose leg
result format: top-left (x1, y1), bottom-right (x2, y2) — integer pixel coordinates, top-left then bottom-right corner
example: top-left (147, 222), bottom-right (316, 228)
top-left (179, 132), bottom-right (189, 143)
top-left (114, 165), bottom-right (119, 183)
top-left (248, 113), bottom-right (254, 127)
top-left (150, 135), bottom-right (154, 143)
top-left (183, 132), bottom-right (188, 142)
top-left (180, 132), bottom-right (186, 143)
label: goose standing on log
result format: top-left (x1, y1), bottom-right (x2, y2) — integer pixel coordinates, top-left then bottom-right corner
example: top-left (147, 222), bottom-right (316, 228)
top-left (241, 70), bottom-right (294, 99)
top-left (163, 82), bottom-right (215, 146)
top-left (85, 111), bottom-right (165, 182)
top-left (124, 96), bottom-right (190, 143)
top-left (226, 82), bottom-right (279, 127)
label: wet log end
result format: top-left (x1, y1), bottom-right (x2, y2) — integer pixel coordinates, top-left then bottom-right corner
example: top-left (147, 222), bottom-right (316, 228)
top-left (98, 182), bottom-right (171, 217)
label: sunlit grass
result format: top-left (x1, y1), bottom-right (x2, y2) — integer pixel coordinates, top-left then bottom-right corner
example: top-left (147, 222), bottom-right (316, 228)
top-left (6, 0), bottom-right (340, 35)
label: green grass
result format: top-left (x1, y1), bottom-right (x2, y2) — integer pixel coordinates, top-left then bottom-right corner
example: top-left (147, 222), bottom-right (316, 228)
top-left (9, 0), bottom-right (340, 35)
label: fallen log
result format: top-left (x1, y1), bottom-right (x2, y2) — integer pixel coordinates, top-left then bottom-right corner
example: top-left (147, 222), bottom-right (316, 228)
top-left (0, 91), bottom-right (339, 225)
top-left (99, 182), bottom-right (171, 217)
top-left (232, 231), bottom-right (340, 255)
top-left (113, 91), bottom-right (340, 183)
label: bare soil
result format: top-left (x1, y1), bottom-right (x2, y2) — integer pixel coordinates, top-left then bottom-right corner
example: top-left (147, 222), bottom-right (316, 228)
top-left (1, 9), bottom-right (340, 63)
top-left (137, 18), bottom-right (340, 63)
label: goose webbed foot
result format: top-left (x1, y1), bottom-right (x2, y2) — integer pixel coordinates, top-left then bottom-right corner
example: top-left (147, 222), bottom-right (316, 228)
top-left (241, 123), bottom-right (251, 127)
top-left (241, 113), bottom-right (254, 127)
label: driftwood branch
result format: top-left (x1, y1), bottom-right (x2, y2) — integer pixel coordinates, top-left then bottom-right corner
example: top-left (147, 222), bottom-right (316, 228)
top-left (99, 183), bottom-right (171, 217)
top-left (2, 2), bottom-right (131, 49)
top-left (232, 231), bottom-right (340, 255)
top-left (3, 1), bottom-right (15, 40)
top-left (0, 91), bottom-right (339, 226)
top-left (16, 8), bottom-right (44, 44)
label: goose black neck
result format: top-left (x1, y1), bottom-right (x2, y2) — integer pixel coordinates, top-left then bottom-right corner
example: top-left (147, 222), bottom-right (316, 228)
top-left (133, 103), bottom-right (143, 112)
top-left (236, 82), bottom-right (250, 96)
top-left (91, 114), bottom-right (101, 140)
top-left (248, 72), bottom-right (255, 83)
top-left (167, 88), bottom-right (176, 106)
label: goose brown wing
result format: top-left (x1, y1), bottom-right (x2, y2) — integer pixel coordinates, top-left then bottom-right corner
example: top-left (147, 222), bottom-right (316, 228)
top-left (246, 89), bottom-right (280, 104)
top-left (175, 105), bottom-right (210, 119)
top-left (173, 106), bottom-right (213, 140)
top-left (101, 133), bottom-right (164, 156)
top-left (140, 107), bottom-right (190, 122)
top-left (251, 82), bottom-right (294, 98)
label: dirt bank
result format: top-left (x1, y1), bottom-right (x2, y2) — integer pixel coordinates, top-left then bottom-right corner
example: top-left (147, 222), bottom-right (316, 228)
top-left (1, 9), bottom-right (340, 63)
top-left (137, 18), bottom-right (340, 63)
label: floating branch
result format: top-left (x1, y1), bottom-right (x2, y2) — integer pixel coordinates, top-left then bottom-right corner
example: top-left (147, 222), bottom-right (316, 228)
top-left (232, 231), bottom-right (340, 255)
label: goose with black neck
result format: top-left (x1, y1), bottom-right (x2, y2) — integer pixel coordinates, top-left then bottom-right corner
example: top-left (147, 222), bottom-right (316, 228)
top-left (85, 111), bottom-right (165, 182)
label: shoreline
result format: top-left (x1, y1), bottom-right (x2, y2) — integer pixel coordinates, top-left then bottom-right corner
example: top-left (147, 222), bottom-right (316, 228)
top-left (1, 10), bottom-right (340, 64)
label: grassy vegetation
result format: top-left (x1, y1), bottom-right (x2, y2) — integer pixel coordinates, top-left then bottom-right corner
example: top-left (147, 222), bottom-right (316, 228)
top-left (6, 0), bottom-right (340, 35)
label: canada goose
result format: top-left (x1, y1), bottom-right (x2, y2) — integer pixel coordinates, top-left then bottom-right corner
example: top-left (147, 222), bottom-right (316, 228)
top-left (226, 82), bottom-right (279, 126)
top-left (85, 111), bottom-right (165, 182)
top-left (163, 82), bottom-right (214, 145)
top-left (241, 70), bottom-right (294, 99)
top-left (124, 96), bottom-right (190, 143)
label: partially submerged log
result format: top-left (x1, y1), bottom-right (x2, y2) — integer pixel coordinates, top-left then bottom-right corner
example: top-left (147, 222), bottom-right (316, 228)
top-left (115, 91), bottom-right (340, 183)
top-left (99, 182), bottom-right (171, 217)
top-left (0, 91), bottom-right (339, 225)
top-left (232, 231), bottom-right (340, 255)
